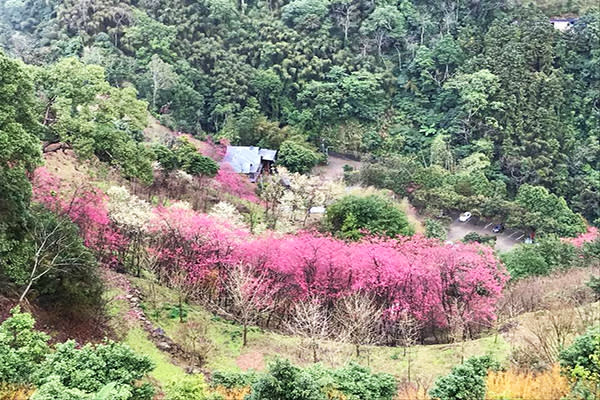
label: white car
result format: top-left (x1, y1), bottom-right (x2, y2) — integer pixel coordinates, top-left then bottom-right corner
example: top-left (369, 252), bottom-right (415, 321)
top-left (459, 212), bottom-right (472, 222)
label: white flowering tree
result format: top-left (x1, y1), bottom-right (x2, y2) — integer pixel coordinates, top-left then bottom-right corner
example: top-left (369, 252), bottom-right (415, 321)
top-left (209, 201), bottom-right (246, 229)
top-left (106, 186), bottom-right (153, 275)
top-left (278, 169), bottom-right (345, 229)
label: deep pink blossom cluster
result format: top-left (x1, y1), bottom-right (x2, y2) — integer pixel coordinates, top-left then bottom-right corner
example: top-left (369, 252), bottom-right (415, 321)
top-left (31, 168), bottom-right (508, 331)
top-left (215, 163), bottom-right (260, 203)
top-left (562, 227), bottom-right (599, 247)
top-left (148, 205), bottom-right (248, 282)
top-left (238, 233), bottom-right (506, 328)
top-left (149, 207), bottom-right (508, 330)
top-left (32, 167), bottom-right (128, 268)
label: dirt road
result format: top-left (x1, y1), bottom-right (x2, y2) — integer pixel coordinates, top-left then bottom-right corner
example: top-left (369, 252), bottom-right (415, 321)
top-left (447, 219), bottom-right (521, 252)
top-left (312, 155), bottom-right (362, 181)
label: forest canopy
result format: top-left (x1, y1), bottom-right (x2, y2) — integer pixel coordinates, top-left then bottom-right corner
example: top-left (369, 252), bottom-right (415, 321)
top-left (2, 0), bottom-right (596, 230)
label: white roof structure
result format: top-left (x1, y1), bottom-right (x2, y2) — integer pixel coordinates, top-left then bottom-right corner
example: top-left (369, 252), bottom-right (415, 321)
top-left (259, 148), bottom-right (277, 161)
top-left (223, 146), bottom-right (262, 174)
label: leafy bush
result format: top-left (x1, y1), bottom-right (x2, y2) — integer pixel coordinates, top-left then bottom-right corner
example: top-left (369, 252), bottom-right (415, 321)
top-left (0, 307), bottom-right (50, 384)
top-left (509, 184), bottom-right (586, 238)
top-left (277, 140), bottom-right (320, 174)
top-left (325, 195), bottom-right (414, 239)
top-left (215, 359), bottom-right (397, 400)
top-left (501, 236), bottom-right (577, 280)
top-left (33, 340), bottom-right (154, 399)
top-left (425, 219), bottom-right (447, 240)
top-left (559, 327), bottom-right (600, 399)
top-left (153, 139), bottom-right (219, 177)
top-left (165, 375), bottom-right (211, 400)
top-left (246, 359), bottom-right (325, 400)
top-left (32, 377), bottom-right (132, 400)
top-left (210, 371), bottom-right (257, 389)
top-left (462, 232), bottom-right (496, 245)
top-left (330, 363), bottom-right (396, 400)
top-left (429, 356), bottom-right (500, 400)
top-left (0, 308), bottom-right (154, 400)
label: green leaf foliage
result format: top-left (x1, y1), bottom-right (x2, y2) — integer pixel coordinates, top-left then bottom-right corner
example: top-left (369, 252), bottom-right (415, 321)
top-left (559, 327), bottom-right (600, 399)
top-left (510, 184), bottom-right (587, 238)
top-left (0, 307), bottom-right (50, 384)
top-left (0, 308), bottom-right (154, 399)
top-left (277, 140), bottom-right (320, 174)
top-left (325, 195), bottom-right (414, 239)
top-left (500, 235), bottom-right (576, 279)
top-left (0, 49), bottom-right (42, 234)
top-left (241, 359), bottom-right (396, 400)
top-left (429, 356), bottom-right (500, 400)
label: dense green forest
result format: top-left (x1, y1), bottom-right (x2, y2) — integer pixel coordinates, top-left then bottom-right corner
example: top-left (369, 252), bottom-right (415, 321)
top-left (1, 0), bottom-right (598, 227)
top-left (1, 0), bottom-right (600, 398)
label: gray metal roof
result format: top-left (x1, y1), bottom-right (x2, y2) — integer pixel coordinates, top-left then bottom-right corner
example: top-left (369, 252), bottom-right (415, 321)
top-left (223, 146), bottom-right (261, 174)
top-left (259, 148), bottom-right (277, 161)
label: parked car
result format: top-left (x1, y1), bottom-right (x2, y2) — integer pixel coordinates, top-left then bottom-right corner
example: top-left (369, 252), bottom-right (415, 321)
top-left (459, 212), bottom-right (472, 222)
top-left (492, 223), bottom-right (505, 233)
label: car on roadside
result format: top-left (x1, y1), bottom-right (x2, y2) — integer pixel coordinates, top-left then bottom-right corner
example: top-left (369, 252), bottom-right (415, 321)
top-left (459, 212), bottom-right (472, 222)
top-left (492, 223), bottom-right (505, 233)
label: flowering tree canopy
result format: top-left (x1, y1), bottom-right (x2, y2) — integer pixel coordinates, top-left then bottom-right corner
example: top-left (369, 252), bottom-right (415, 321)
top-left (32, 168), bottom-right (508, 334)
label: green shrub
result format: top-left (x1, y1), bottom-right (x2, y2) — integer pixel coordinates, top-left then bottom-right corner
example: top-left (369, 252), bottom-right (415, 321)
top-left (424, 219), bottom-right (447, 240)
top-left (278, 140), bottom-right (321, 174)
top-left (165, 375), bottom-right (210, 400)
top-left (0, 308), bottom-right (155, 400)
top-left (210, 371), bottom-right (257, 389)
top-left (509, 184), bottom-right (586, 238)
top-left (0, 307), bottom-right (50, 384)
top-left (331, 363), bottom-right (396, 400)
top-left (175, 139), bottom-right (218, 177)
top-left (33, 340), bottom-right (155, 400)
top-left (247, 358), bottom-right (325, 400)
top-left (325, 195), bottom-right (414, 239)
top-left (559, 327), bottom-right (600, 399)
top-left (429, 356), bottom-right (500, 400)
top-left (501, 236), bottom-right (576, 280)
top-left (215, 359), bottom-right (397, 400)
top-left (462, 232), bottom-right (496, 245)
top-left (153, 139), bottom-right (219, 177)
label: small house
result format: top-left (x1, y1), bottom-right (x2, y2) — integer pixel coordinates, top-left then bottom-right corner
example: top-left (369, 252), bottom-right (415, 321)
top-left (550, 18), bottom-right (577, 31)
top-left (223, 146), bottom-right (277, 182)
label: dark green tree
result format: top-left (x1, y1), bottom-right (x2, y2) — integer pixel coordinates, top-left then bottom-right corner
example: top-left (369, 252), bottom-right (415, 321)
top-left (277, 140), bottom-right (320, 174)
top-left (326, 195), bottom-right (414, 239)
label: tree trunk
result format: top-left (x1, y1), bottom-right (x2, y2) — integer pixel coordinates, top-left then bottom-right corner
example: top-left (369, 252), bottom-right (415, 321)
top-left (152, 81), bottom-right (158, 110)
top-left (243, 324), bottom-right (248, 346)
top-left (179, 295), bottom-right (184, 323)
top-left (19, 279), bottom-right (34, 304)
top-left (407, 352), bottom-right (412, 382)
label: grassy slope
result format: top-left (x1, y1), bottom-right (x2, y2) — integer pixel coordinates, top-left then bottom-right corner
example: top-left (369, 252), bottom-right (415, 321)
top-left (129, 277), bottom-right (510, 385)
top-left (104, 273), bottom-right (187, 388)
